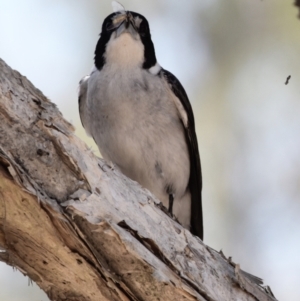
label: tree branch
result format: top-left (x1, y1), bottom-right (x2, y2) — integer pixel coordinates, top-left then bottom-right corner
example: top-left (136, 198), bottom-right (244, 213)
top-left (0, 58), bottom-right (277, 301)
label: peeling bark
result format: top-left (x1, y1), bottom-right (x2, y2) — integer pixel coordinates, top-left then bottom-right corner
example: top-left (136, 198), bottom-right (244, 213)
top-left (0, 58), bottom-right (277, 301)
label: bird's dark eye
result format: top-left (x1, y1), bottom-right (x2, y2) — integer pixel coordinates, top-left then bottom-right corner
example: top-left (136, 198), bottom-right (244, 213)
top-left (139, 21), bottom-right (149, 37)
top-left (105, 21), bottom-right (113, 31)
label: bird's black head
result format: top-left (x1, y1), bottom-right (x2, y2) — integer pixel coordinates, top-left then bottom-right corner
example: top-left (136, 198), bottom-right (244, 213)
top-left (94, 8), bottom-right (158, 72)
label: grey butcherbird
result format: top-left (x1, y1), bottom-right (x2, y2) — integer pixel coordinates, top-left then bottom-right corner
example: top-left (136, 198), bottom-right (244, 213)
top-left (79, 2), bottom-right (203, 240)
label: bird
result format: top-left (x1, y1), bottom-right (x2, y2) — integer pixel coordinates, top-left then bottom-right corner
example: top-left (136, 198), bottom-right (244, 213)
top-left (78, 1), bottom-right (203, 240)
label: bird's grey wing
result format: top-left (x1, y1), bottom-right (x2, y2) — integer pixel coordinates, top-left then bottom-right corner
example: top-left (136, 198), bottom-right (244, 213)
top-left (161, 68), bottom-right (203, 240)
top-left (78, 75), bottom-right (92, 136)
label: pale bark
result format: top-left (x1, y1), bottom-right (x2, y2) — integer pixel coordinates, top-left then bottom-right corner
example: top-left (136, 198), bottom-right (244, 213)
top-left (0, 58), bottom-right (277, 301)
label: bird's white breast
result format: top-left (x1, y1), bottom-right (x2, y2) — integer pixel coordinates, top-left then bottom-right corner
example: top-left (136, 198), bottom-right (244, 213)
top-left (84, 66), bottom-right (191, 228)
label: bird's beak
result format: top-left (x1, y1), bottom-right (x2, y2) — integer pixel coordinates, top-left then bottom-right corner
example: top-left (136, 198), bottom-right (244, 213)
top-left (114, 13), bottom-right (138, 38)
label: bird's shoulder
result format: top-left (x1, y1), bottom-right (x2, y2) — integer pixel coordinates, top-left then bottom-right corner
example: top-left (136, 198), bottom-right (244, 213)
top-left (159, 68), bottom-right (195, 128)
top-left (78, 75), bottom-right (89, 99)
top-left (78, 73), bottom-right (93, 136)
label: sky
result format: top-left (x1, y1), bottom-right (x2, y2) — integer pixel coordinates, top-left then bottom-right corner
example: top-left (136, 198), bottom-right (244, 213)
top-left (0, 1), bottom-right (300, 300)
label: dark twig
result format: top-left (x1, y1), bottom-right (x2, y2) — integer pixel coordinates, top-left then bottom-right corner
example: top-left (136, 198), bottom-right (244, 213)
top-left (295, 1), bottom-right (300, 18)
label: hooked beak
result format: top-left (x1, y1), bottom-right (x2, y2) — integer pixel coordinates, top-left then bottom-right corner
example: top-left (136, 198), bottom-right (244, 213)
top-left (114, 13), bottom-right (138, 38)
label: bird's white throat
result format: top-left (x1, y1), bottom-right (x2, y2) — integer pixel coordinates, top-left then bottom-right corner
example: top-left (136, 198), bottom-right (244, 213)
top-left (105, 33), bottom-right (144, 68)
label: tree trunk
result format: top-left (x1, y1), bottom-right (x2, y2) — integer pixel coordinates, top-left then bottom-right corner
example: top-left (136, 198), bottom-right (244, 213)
top-left (0, 58), bottom-right (277, 301)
